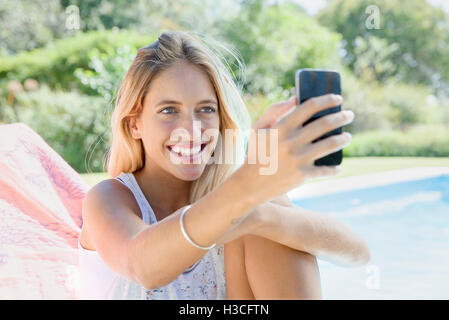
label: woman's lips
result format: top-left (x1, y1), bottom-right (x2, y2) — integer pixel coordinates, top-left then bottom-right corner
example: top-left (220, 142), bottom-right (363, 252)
top-left (167, 143), bottom-right (208, 162)
top-left (168, 142), bottom-right (203, 149)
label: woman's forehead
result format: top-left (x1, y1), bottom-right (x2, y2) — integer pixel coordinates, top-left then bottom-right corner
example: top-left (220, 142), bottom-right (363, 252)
top-left (145, 63), bottom-right (218, 106)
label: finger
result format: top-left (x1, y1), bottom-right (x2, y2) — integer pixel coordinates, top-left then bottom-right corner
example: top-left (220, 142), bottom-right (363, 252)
top-left (252, 96), bottom-right (297, 129)
top-left (301, 164), bottom-right (342, 180)
top-left (252, 96), bottom-right (296, 129)
top-left (274, 94), bottom-right (343, 135)
top-left (296, 132), bottom-right (352, 163)
top-left (274, 96), bottom-right (298, 123)
top-left (290, 109), bottom-right (354, 148)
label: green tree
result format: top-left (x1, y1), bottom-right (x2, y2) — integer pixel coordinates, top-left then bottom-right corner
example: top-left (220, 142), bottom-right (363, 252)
top-left (74, 44), bottom-right (137, 102)
top-left (58, 0), bottom-right (239, 36)
top-left (352, 35), bottom-right (398, 82)
top-left (318, 0), bottom-right (449, 93)
top-left (0, 0), bottom-right (67, 55)
top-left (220, 0), bottom-right (342, 96)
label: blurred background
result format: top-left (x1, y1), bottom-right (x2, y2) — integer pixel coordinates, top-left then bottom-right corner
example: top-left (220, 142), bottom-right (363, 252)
top-left (0, 0), bottom-right (448, 181)
top-left (1, 0), bottom-right (449, 300)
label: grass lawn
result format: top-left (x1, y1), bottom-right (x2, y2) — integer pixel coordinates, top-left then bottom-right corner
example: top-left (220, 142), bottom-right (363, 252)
top-left (79, 157), bottom-right (449, 187)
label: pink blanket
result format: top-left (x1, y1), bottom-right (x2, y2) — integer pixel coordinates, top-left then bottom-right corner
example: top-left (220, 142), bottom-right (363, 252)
top-left (0, 123), bottom-right (90, 299)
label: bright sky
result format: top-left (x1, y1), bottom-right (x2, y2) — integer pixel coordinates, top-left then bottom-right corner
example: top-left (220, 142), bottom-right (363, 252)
top-left (427, 0), bottom-right (449, 12)
top-left (292, 0), bottom-right (327, 15)
top-left (293, 0), bottom-right (449, 15)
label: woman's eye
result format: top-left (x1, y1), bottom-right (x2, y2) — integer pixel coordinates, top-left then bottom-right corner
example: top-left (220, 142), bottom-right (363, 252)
top-left (201, 106), bottom-right (216, 113)
top-left (159, 106), bottom-right (216, 114)
top-left (160, 107), bottom-right (176, 114)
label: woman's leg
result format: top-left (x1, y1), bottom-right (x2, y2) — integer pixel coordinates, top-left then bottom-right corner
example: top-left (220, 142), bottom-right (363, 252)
top-left (224, 236), bottom-right (255, 299)
top-left (224, 234), bottom-right (322, 300)
top-left (243, 234), bottom-right (322, 299)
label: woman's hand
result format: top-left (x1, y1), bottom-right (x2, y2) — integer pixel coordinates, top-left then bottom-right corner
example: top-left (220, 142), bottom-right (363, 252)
top-left (237, 93), bottom-right (354, 204)
top-left (251, 96), bottom-right (297, 130)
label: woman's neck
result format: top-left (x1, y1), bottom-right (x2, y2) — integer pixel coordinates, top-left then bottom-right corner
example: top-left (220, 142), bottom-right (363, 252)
top-left (133, 164), bottom-right (192, 216)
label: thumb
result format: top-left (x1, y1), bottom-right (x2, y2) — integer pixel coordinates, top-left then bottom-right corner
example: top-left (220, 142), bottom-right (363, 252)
top-left (252, 96), bottom-right (297, 129)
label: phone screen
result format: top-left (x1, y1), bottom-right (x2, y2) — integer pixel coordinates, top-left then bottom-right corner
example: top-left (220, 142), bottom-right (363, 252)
top-left (295, 69), bottom-right (343, 166)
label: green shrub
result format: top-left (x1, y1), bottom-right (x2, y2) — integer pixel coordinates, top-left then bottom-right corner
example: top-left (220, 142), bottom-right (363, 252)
top-left (0, 29), bottom-right (157, 92)
top-left (343, 124), bottom-right (449, 157)
top-left (74, 44), bottom-right (137, 101)
top-left (339, 66), bottom-right (392, 133)
top-left (338, 67), bottom-right (448, 133)
top-left (381, 81), bottom-right (444, 128)
top-left (11, 85), bottom-right (111, 173)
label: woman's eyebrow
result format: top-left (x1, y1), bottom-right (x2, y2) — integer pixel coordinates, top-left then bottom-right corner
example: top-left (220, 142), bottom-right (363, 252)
top-left (155, 99), bottom-right (218, 107)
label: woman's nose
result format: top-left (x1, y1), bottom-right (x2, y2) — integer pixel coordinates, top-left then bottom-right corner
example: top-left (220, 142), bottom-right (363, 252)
top-left (178, 114), bottom-right (203, 140)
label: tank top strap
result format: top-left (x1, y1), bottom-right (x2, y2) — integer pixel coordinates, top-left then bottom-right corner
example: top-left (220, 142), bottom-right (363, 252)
top-left (115, 172), bottom-right (158, 225)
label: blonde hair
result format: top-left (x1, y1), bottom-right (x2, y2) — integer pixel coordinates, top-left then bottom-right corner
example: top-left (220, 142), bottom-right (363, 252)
top-left (105, 30), bottom-right (251, 204)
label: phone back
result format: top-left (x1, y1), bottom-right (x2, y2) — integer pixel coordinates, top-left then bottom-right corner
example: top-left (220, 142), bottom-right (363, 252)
top-left (295, 69), bottom-right (343, 166)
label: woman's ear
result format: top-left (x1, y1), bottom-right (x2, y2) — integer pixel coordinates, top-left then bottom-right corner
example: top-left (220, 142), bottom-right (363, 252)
top-left (128, 116), bottom-right (142, 140)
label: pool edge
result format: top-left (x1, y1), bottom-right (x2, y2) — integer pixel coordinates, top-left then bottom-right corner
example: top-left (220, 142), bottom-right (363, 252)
top-left (288, 166), bottom-right (449, 200)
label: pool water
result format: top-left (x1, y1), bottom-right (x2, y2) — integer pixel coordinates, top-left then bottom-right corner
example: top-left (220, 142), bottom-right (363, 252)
top-left (291, 174), bottom-right (449, 299)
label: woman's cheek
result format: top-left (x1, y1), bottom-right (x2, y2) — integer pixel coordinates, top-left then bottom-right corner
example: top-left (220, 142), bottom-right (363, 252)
top-left (202, 115), bottom-right (220, 130)
top-left (151, 120), bottom-right (178, 137)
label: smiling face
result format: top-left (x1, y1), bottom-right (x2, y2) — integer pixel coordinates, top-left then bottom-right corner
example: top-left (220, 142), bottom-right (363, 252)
top-left (129, 61), bottom-right (220, 181)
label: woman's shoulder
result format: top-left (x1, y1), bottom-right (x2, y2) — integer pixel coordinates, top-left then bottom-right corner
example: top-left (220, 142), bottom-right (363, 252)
top-left (80, 178), bottom-right (145, 251)
top-left (83, 178), bottom-right (143, 221)
top-left (90, 177), bottom-right (128, 194)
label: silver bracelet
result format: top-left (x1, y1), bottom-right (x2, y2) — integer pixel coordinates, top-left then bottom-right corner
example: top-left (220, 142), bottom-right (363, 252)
top-left (180, 204), bottom-right (216, 250)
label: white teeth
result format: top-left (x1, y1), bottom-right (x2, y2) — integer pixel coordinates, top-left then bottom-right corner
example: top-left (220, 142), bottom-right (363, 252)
top-left (171, 145), bottom-right (201, 156)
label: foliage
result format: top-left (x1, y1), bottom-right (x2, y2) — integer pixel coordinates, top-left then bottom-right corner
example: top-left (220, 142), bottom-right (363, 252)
top-left (343, 124), bottom-right (449, 157)
top-left (74, 44), bottom-right (137, 102)
top-left (338, 66), bottom-right (392, 133)
top-left (0, 29), bottom-right (156, 92)
top-left (59, 0), bottom-right (239, 35)
top-left (10, 86), bottom-right (110, 173)
top-left (59, 0), bottom-right (152, 31)
top-left (318, 0), bottom-right (449, 93)
top-left (381, 81), bottom-right (445, 129)
top-left (338, 66), bottom-right (447, 133)
top-left (351, 35), bottom-right (398, 82)
top-left (0, 0), bottom-right (68, 55)
top-left (1, 0), bottom-right (448, 170)
top-left (0, 0), bottom-right (237, 56)
top-left (220, 0), bottom-right (342, 96)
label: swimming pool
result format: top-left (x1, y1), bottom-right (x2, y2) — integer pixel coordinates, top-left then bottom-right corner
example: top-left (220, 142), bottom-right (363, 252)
top-left (288, 167), bottom-right (449, 299)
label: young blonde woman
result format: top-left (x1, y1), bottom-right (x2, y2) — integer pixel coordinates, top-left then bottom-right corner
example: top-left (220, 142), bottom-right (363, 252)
top-left (78, 30), bottom-right (370, 300)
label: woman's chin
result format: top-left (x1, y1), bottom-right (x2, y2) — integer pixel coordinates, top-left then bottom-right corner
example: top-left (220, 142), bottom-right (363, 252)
top-left (165, 151), bottom-right (212, 180)
top-left (169, 163), bottom-right (207, 181)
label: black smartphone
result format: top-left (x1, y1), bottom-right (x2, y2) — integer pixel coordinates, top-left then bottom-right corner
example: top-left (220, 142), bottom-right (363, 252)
top-left (295, 68), bottom-right (343, 166)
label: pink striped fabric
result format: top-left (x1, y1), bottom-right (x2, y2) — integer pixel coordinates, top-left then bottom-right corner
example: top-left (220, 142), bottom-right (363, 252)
top-left (0, 122), bottom-right (90, 299)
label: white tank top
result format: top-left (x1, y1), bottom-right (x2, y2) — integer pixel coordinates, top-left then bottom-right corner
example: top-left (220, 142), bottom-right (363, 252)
top-left (78, 172), bottom-right (227, 299)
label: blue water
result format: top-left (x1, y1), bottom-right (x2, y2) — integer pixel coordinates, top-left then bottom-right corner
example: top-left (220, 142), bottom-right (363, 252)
top-left (291, 174), bottom-right (449, 299)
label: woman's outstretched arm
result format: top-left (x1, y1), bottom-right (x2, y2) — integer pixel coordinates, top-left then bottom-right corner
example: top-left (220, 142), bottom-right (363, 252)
top-left (231, 92), bottom-right (367, 267)
top-left (216, 194), bottom-right (371, 267)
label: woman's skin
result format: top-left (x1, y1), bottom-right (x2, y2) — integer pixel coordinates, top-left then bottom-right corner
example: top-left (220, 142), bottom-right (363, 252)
top-left (80, 60), bottom-right (369, 296)
top-left (224, 194), bottom-right (323, 299)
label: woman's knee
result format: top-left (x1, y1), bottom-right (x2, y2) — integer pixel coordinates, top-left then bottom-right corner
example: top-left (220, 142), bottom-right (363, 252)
top-left (242, 234), bottom-right (322, 299)
top-left (224, 236), bottom-right (255, 299)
